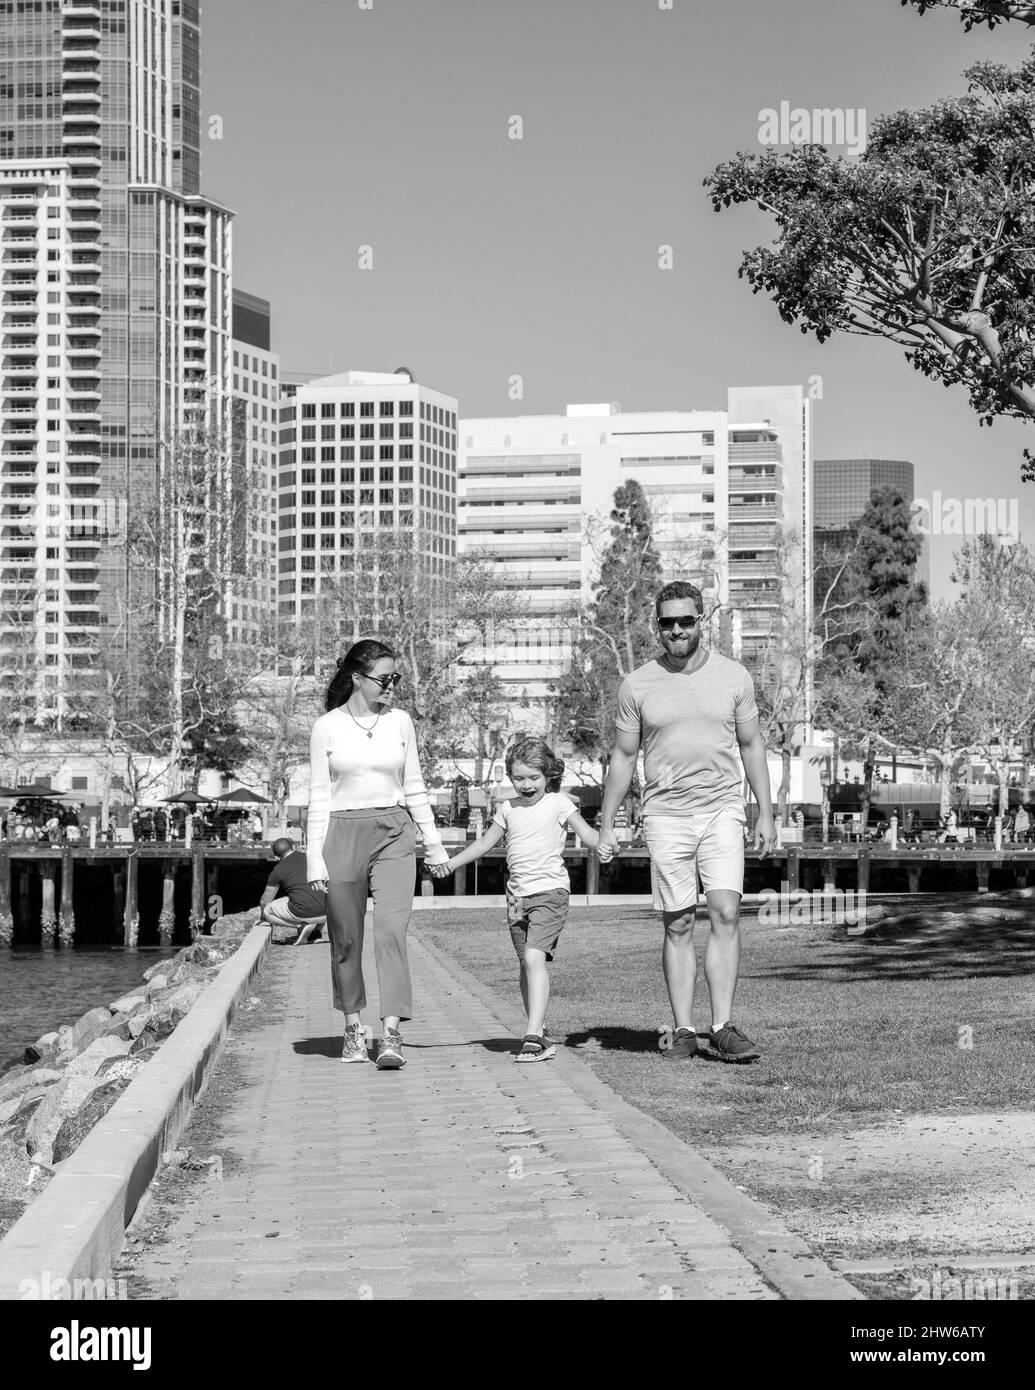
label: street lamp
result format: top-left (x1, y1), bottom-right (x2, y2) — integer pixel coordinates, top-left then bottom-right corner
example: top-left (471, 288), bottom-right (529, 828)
top-left (819, 758), bottom-right (831, 845)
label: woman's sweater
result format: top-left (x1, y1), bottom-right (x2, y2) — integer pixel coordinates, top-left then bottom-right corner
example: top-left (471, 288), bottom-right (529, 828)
top-left (306, 705), bottom-right (447, 880)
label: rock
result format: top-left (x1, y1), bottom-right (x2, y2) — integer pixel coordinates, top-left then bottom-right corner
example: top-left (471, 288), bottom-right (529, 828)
top-left (128, 977), bottom-right (207, 1042)
top-left (0, 1071), bottom-right (63, 1125)
top-left (74, 1006), bottom-right (117, 1046)
top-left (127, 1040), bottom-right (160, 1064)
top-left (94, 1054), bottom-right (142, 1081)
top-left (142, 957), bottom-right (178, 983)
top-left (109, 990), bottom-right (148, 1015)
top-left (3, 1093), bottom-right (48, 1145)
top-left (186, 939), bottom-right (239, 966)
top-left (51, 1074), bottom-right (135, 1165)
top-left (23, 1026), bottom-right (71, 1066)
top-left (144, 974), bottom-right (169, 995)
top-left (167, 957), bottom-right (217, 988)
top-left (0, 1065), bottom-right (62, 1106)
top-left (0, 1135), bottom-right (51, 1221)
top-left (23, 1037), bottom-right (133, 1163)
top-left (211, 911), bottom-right (255, 939)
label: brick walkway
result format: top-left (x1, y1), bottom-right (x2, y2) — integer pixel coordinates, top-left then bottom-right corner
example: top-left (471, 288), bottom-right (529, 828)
top-left (120, 926), bottom-right (784, 1301)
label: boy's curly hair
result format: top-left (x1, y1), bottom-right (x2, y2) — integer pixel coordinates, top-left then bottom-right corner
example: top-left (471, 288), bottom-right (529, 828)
top-left (505, 736), bottom-right (565, 792)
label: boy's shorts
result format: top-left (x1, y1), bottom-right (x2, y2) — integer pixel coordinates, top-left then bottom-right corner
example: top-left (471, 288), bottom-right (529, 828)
top-left (506, 886), bottom-right (569, 961)
top-left (642, 805), bottom-right (746, 914)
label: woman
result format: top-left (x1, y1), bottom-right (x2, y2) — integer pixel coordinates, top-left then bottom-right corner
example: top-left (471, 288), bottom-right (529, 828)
top-left (306, 639), bottom-right (449, 1069)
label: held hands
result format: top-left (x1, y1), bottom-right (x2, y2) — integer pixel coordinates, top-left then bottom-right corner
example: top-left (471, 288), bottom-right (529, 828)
top-left (596, 826), bottom-right (618, 864)
top-left (427, 858), bottom-right (453, 880)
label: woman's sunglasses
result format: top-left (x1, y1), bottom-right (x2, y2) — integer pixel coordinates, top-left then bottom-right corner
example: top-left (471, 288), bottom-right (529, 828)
top-left (363, 672), bottom-right (402, 691)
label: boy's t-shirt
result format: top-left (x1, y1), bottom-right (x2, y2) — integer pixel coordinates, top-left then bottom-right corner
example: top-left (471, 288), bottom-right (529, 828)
top-left (492, 791), bottom-right (578, 897)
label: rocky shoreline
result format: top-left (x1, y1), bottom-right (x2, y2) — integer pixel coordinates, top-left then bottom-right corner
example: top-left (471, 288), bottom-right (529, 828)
top-left (0, 909), bottom-right (260, 1244)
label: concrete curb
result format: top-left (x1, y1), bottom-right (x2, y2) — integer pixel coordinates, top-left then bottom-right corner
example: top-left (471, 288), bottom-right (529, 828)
top-left (410, 924), bottom-right (865, 1301)
top-left (0, 922), bottom-right (271, 1300)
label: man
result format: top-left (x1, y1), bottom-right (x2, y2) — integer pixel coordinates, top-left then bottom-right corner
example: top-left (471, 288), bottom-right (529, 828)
top-left (259, 837), bottom-right (328, 944)
top-left (598, 581), bottom-right (777, 1063)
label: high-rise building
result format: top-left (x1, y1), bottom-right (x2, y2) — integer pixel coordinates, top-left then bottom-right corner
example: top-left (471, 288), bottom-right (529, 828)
top-left (813, 458), bottom-right (926, 590)
top-left (458, 388), bottom-right (813, 723)
top-left (0, 0), bottom-right (233, 724)
top-left (230, 290), bottom-right (279, 650)
top-left (276, 369), bottom-right (457, 620)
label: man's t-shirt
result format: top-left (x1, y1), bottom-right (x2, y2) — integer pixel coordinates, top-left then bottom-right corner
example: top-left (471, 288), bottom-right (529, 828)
top-left (491, 792), bottom-right (578, 897)
top-left (615, 649), bottom-right (758, 818)
top-left (266, 850), bottom-right (326, 919)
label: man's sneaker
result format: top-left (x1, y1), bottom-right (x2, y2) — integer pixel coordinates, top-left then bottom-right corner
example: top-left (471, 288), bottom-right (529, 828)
top-left (515, 1034), bottom-right (557, 1063)
top-left (341, 1023), bottom-right (369, 1064)
top-left (707, 1022), bottom-right (762, 1063)
top-left (375, 1028), bottom-right (406, 1069)
top-left (662, 1026), bottom-right (699, 1061)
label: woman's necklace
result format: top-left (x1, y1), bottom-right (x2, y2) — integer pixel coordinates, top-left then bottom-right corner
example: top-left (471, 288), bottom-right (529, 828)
top-left (346, 702), bottom-right (380, 739)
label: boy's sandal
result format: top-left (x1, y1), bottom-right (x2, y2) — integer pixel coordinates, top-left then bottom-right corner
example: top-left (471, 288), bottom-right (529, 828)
top-left (515, 1034), bottom-right (557, 1064)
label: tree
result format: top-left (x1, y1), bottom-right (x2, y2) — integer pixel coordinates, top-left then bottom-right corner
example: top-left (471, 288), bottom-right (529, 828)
top-left (301, 526), bottom-right (527, 772)
top-left (813, 488), bottom-right (928, 827)
top-left (123, 409), bottom-right (249, 792)
top-left (949, 536), bottom-right (1035, 808)
top-left (704, 52), bottom-right (1035, 477)
top-left (902, 1), bottom-right (1035, 28)
top-left (551, 481), bottom-right (662, 779)
top-left (0, 578), bottom-right (43, 782)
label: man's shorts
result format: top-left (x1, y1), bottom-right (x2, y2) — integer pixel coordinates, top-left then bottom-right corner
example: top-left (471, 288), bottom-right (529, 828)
top-left (642, 805), bottom-right (746, 914)
top-left (263, 897), bottom-right (327, 930)
top-left (506, 886), bottom-right (569, 962)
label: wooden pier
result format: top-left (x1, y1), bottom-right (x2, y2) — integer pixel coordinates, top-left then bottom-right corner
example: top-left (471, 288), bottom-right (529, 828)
top-left (1, 840), bottom-right (1032, 947)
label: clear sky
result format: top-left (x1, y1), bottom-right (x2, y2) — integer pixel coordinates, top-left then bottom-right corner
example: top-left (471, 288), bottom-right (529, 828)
top-left (200, 0), bottom-right (1034, 600)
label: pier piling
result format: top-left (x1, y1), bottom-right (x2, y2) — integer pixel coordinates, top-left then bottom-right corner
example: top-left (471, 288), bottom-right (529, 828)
top-left (59, 845), bottom-right (75, 947)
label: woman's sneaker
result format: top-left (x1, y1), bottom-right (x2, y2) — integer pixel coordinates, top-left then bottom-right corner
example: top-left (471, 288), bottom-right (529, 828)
top-left (662, 1026), bottom-right (699, 1061)
top-left (341, 1023), bottom-right (370, 1064)
top-left (375, 1028), bottom-right (406, 1069)
top-left (515, 1034), bottom-right (557, 1063)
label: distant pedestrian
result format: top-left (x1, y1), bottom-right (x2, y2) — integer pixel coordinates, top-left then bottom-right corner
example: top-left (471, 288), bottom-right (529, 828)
top-left (259, 839), bottom-right (327, 944)
top-left (1014, 805), bottom-right (1030, 845)
top-left (251, 811), bottom-right (264, 842)
top-left (153, 807), bottom-right (168, 842)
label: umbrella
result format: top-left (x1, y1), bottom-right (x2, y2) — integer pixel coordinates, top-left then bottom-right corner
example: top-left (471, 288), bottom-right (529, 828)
top-left (214, 787), bottom-right (271, 805)
top-left (5, 784), bottom-right (69, 799)
top-left (163, 791), bottom-right (210, 805)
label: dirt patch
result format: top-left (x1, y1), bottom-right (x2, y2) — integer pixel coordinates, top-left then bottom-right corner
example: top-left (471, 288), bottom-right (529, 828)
top-left (710, 1111), bottom-right (1035, 1299)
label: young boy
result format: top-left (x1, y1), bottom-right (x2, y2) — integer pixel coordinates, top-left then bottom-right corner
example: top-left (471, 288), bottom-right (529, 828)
top-left (433, 737), bottom-right (608, 1061)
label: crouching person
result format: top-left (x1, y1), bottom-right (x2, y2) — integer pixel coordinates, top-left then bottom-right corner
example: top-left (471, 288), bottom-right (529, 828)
top-left (260, 837), bottom-right (328, 944)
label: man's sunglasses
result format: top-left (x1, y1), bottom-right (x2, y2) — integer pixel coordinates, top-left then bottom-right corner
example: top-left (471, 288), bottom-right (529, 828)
top-left (658, 613), bottom-right (702, 631)
top-left (363, 672), bottom-right (402, 691)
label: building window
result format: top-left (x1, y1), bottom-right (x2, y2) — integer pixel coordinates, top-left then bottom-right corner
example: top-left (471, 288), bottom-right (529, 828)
top-left (341, 489), bottom-right (355, 505)
top-left (380, 401), bottom-right (394, 416)
top-left (359, 467), bottom-right (374, 483)
top-left (321, 403), bottom-right (335, 418)
top-left (301, 403), bottom-right (316, 419)
top-left (379, 445), bottom-right (394, 461)
top-left (380, 510), bottom-right (394, 526)
top-left (360, 489), bottom-right (374, 506)
top-left (342, 468), bottom-right (355, 483)
top-left (360, 423), bottom-right (374, 440)
top-left (341, 424), bottom-right (354, 440)
top-left (360, 446), bottom-right (374, 461)
top-left (342, 402), bottom-right (355, 417)
top-left (400, 401), bottom-right (413, 417)
top-left (379, 488), bottom-right (394, 504)
top-left (360, 401), bottom-right (374, 417)
top-left (379, 423), bottom-right (394, 439)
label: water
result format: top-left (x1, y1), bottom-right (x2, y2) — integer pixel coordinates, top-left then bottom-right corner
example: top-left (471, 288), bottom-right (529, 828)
top-left (0, 947), bottom-right (167, 1074)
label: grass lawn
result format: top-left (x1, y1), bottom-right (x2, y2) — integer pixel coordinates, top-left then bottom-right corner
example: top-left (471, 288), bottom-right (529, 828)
top-left (420, 897), bottom-right (1035, 1290)
top-left (418, 899), bottom-right (1035, 1146)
